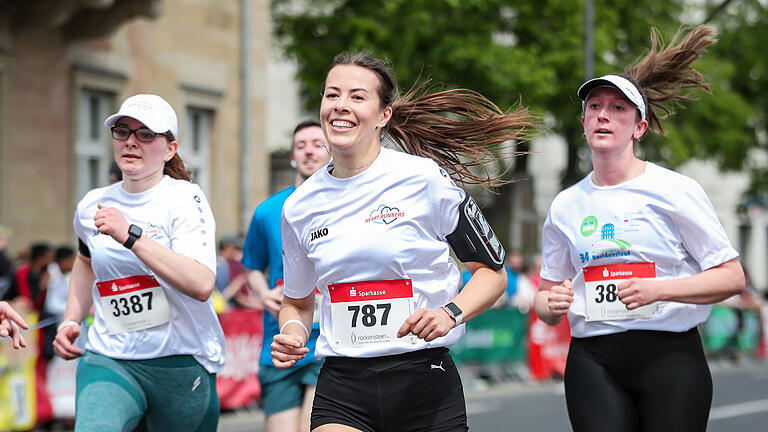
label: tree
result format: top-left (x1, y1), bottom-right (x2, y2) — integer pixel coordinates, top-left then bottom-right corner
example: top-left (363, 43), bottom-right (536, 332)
top-left (272, 0), bottom-right (765, 248)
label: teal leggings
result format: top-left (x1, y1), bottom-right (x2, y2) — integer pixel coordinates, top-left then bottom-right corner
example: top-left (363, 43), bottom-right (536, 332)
top-left (75, 351), bottom-right (219, 432)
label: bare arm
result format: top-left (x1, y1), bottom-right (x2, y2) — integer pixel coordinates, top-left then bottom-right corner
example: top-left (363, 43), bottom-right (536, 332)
top-left (54, 252), bottom-right (96, 359)
top-left (534, 278), bottom-right (574, 326)
top-left (271, 293), bottom-right (315, 368)
top-left (398, 262), bottom-right (506, 342)
top-left (95, 204), bottom-right (215, 302)
top-left (247, 269), bottom-right (282, 317)
top-left (618, 258), bottom-right (745, 309)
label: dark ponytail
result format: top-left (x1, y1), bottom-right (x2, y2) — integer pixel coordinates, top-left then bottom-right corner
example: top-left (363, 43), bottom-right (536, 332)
top-left (328, 52), bottom-right (539, 188)
top-left (162, 132), bottom-right (192, 181)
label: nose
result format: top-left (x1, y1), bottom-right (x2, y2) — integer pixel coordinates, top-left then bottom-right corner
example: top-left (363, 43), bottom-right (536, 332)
top-left (597, 106), bottom-right (610, 121)
top-left (333, 95), bottom-right (350, 113)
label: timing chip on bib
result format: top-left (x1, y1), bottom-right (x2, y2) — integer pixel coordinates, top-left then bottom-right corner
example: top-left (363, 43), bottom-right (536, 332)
top-left (446, 194), bottom-right (505, 270)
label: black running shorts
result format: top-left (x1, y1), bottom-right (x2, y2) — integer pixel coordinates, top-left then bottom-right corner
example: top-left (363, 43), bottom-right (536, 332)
top-left (311, 347), bottom-right (468, 432)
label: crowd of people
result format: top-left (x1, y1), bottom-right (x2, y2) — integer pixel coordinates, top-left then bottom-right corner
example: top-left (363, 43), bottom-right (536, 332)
top-left (0, 23), bottom-right (766, 432)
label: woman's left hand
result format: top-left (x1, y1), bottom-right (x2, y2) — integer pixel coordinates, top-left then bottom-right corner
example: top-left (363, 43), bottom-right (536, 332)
top-left (397, 308), bottom-right (455, 342)
top-left (94, 204), bottom-right (130, 244)
top-left (618, 278), bottom-right (660, 310)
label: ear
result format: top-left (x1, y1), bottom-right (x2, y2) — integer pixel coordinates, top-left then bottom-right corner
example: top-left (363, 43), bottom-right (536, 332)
top-left (379, 105), bottom-right (393, 128)
top-left (165, 140), bottom-right (179, 163)
top-left (634, 119), bottom-right (649, 141)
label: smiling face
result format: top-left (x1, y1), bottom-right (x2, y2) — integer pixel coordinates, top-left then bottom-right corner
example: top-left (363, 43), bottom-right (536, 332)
top-left (113, 117), bottom-right (177, 183)
top-left (292, 125), bottom-right (331, 179)
top-left (581, 86), bottom-right (648, 156)
top-left (320, 64), bottom-right (392, 157)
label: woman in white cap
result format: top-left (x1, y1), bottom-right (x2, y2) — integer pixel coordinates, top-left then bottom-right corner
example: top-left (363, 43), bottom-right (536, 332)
top-left (53, 94), bottom-right (224, 431)
top-left (535, 26), bottom-right (745, 432)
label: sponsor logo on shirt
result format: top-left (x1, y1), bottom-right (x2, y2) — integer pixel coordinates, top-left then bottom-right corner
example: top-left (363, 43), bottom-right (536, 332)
top-left (365, 204), bottom-right (405, 225)
top-left (143, 223), bottom-right (162, 239)
top-left (578, 216), bottom-right (635, 263)
top-left (310, 227), bottom-right (329, 242)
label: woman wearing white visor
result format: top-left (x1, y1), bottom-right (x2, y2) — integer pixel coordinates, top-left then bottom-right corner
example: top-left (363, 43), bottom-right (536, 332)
top-left (53, 94), bottom-right (224, 431)
top-left (536, 26), bottom-right (745, 432)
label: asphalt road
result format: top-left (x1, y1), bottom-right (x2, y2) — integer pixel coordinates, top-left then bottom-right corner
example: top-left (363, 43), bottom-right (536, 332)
top-left (219, 360), bottom-right (768, 431)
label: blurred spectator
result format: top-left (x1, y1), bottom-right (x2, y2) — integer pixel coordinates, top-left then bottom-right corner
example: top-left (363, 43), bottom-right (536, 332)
top-left (0, 224), bottom-right (14, 299)
top-left (216, 235), bottom-right (260, 310)
top-left (8, 242), bottom-right (53, 311)
top-left (40, 246), bottom-right (75, 359)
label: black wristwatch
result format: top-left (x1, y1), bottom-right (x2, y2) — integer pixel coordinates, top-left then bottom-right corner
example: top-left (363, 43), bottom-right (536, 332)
top-left (123, 224), bottom-right (142, 249)
top-left (442, 302), bottom-right (463, 327)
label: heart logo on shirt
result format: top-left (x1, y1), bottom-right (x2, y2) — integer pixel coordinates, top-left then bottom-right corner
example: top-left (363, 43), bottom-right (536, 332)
top-left (372, 205), bottom-right (400, 225)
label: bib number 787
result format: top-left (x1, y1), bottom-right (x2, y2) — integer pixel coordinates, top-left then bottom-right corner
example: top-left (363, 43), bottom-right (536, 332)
top-left (348, 303), bottom-right (391, 327)
top-left (329, 279), bottom-right (415, 348)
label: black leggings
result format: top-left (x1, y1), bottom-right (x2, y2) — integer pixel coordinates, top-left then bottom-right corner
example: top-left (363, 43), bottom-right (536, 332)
top-left (565, 328), bottom-right (712, 432)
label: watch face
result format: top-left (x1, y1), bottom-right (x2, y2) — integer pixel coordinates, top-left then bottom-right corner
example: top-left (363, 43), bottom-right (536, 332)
top-left (128, 224), bottom-right (142, 237)
top-left (445, 302), bottom-right (462, 316)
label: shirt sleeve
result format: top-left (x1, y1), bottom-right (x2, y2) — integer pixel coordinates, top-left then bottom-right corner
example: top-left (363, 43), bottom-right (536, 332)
top-left (281, 209), bottom-right (317, 299)
top-left (426, 163), bottom-right (466, 239)
top-left (241, 205), bottom-right (268, 272)
top-left (540, 207), bottom-right (577, 282)
top-left (674, 180), bottom-right (739, 270)
top-left (168, 184), bottom-right (217, 274)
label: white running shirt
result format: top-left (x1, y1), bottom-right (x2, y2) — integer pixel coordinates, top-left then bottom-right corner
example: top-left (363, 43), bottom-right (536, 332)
top-left (541, 162), bottom-right (739, 338)
top-left (74, 175), bottom-right (225, 373)
top-left (281, 147), bottom-right (466, 358)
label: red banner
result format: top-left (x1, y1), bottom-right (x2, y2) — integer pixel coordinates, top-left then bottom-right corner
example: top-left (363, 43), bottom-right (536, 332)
top-left (216, 309), bottom-right (263, 410)
top-left (528, 312), bottom-right (571, 381)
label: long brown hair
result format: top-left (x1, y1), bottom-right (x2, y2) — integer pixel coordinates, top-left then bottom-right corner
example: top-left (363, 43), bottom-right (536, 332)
top-left (624, 25), bottom-right (717, 135)
top-left (328, 52), bottom-right (538, 187)
top-left (162, 132), bottom-right (192, 181)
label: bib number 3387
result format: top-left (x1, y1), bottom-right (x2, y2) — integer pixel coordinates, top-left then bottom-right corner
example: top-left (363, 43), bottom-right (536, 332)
top-left (97, 275), bottom-right (171, 335)
top-left (584, 262), bottom-right (658, 322)
top-left (329, 279), bottom-right (415, 348)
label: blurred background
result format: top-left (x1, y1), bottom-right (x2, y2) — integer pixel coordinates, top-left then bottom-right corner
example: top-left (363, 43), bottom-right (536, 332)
top-left (0, 0), bottom-right (767, 430)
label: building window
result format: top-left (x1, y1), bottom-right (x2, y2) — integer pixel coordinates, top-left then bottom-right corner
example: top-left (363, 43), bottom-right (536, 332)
top-left (76, 89), bottom-right (114, 199)
top-left (183, 106), bottom-right (213, 192)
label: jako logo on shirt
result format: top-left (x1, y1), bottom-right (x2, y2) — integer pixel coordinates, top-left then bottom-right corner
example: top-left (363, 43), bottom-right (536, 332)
top-left (310, 227), bottom-right (329, 242)
top-left (365, 204), bottom-right (405, 224)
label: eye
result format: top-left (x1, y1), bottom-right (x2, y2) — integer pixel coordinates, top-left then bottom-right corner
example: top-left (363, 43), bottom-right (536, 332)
top-left (324, 91), bottom-right (339, 99)
top-left (136, 129), bottom-right (156, 141)
top-left (615, 105), bottom-right (624, 111)
top-left (588, 103), bottom-right (599, 110)
top-left (113, 127), bottom-right (130, 139)
top-left (351, 93), bottom-right (366, 101)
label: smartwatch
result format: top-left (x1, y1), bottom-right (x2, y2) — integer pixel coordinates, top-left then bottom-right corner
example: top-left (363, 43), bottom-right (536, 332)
top-left (123, 224), bottom-right (142, 249)
top-left (442, 302), bottom-right (463, 327)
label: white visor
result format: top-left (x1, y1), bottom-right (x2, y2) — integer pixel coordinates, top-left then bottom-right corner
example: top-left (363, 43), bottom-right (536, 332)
top-left (577, 74), bottom-right (646, 120)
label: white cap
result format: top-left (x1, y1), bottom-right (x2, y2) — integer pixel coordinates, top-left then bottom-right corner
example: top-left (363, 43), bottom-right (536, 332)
top-left (104, 94), bottom-right (178, 137)
top-left (577, 74), bottom-right (646, 120)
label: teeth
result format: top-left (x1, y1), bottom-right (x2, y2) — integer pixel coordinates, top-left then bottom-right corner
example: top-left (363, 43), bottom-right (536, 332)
top-left (332, 120), bottom-right (354, 128)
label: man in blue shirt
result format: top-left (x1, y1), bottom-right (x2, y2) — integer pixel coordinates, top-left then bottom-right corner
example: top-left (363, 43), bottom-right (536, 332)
top-left (242, 120), bottom-right (331, 432)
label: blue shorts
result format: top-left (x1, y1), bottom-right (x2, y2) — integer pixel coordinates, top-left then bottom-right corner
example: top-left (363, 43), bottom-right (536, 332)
top-left (75, 351), bottom-right (219, 432)
top-left (258, 361), bottom-right (323, 416)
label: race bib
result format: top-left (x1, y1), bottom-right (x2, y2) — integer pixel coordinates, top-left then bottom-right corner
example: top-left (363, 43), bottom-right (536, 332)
top-left (329, 279), bottom-right (416, 348)
top-left (97, 275), bottom-right (171, 335)
top-left (584, 263), bottom-right (658, 322)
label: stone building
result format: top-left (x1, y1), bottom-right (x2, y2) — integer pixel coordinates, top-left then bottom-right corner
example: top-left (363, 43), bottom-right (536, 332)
top-left (0, 0), bottom-right (271, 254)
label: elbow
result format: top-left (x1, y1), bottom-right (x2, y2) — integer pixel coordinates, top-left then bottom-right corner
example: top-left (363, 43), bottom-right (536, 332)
top-left (192, 273), bottom-right (216, 302)
top-left (730, 267), bottom-right (747, 297)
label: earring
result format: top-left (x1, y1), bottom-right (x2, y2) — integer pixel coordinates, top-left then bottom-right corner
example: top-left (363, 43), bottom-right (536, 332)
top-left (290, 160), bottom-right (297, 169)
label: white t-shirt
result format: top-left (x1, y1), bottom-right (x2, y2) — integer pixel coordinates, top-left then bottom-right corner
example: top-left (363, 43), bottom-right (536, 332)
top-left (540, 162), bottom-right (738, 338)
top-left (281, 147), bottom-right (466, 358)
top-left (74, 175), bottom-right (225, 373)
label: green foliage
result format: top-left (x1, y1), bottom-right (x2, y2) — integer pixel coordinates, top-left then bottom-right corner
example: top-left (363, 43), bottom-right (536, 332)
top-left (272, 0), bottom-right (766, 194)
